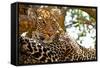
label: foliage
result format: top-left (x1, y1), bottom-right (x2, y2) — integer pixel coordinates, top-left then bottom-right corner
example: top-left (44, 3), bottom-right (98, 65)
top-left (64, 8), bottom-right (96, 48)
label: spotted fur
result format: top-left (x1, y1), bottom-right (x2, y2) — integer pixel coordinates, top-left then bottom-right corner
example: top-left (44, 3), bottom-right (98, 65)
top-left (19, 33), bottom-right (96, 64)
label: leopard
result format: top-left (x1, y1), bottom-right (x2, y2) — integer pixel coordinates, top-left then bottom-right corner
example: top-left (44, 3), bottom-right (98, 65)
top-left (18, 6), bottom-right (96, 64)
